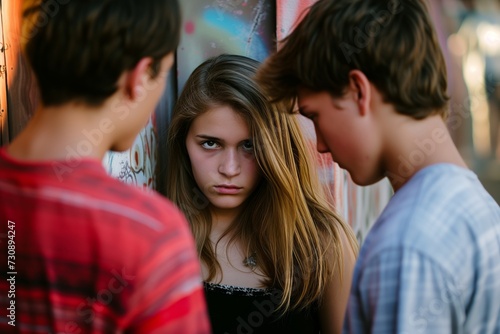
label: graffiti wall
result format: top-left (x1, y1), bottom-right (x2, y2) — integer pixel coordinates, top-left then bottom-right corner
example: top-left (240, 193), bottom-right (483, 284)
top-left (104, 117), bottom-right (157, 190)
top-left (177, 0), bottom-right (276, 90)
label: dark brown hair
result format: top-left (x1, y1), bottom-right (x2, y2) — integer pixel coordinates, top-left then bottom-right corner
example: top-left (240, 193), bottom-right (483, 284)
top-left (22, 0), bottom-right (181, 106)
top-left (257, 0), bottom-right (449, 119)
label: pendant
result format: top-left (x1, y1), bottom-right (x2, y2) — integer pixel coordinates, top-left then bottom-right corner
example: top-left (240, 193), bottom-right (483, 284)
top-left (243, 253), bottom-right (257, 269)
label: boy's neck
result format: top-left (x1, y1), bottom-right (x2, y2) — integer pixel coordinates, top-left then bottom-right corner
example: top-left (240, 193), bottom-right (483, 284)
top-left (383, 113), bottom-right (468, 192)
top-left (7, 102), bottom-right (115, 162)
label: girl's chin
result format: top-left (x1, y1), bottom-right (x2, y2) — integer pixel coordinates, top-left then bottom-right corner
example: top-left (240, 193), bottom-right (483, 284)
top-left (209, 199), bottom-right (246, 212)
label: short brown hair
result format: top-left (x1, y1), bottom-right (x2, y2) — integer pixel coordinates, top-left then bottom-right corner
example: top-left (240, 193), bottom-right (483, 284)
top-left (257, 0), bottom-right (449, 119)
top-left (22, 0), bottom-right (181, 107)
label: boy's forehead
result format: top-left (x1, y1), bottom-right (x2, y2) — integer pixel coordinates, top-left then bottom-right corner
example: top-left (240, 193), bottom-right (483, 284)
top-left (297, 86), bottom-right (315, 101)
top-left (297, 87), bottom-right (328, 105)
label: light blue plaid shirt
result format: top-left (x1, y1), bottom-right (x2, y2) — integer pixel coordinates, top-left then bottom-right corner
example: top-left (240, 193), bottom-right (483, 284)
top-left (344, 164), bottom-right (500, 334)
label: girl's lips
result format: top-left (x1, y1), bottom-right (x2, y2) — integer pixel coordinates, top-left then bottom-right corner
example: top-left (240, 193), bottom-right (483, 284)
top-left (214, 185), bottom-right (242, 194)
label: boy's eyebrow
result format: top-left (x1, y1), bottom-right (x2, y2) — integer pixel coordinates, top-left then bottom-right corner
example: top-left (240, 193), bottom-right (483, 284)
top-left (297, 107), bottom-right (309, 116)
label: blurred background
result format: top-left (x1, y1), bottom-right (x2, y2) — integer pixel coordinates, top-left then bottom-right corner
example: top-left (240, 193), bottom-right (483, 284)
top-left (0, 0), bottom-right (499, 245)
top-left (433, 0), bottom-right (500, 203)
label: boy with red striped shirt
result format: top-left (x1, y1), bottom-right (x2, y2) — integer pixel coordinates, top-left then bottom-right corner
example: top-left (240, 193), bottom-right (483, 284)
top-left (0, 0), bottom-right (210, 333)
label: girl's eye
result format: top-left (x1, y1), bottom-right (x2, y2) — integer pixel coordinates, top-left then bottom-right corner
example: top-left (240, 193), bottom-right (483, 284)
top-left (242, 140), bottom-right (254, 151)
top-left (201, 141), bottom-right (219, 149)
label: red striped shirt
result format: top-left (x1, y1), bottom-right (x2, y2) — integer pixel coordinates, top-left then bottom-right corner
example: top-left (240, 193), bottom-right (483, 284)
top-left (0, 148), bottom-right (211, 333)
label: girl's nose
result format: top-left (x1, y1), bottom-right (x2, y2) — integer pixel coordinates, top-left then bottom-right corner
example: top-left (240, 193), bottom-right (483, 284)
top-left (218, 149), bottom-right (241, 177)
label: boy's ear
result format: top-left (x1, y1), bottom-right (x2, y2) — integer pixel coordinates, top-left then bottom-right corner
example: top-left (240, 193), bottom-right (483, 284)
top-left (125, 57), bottom-right (153, 100)
top-left (348, 70), bottom-right (371, 116)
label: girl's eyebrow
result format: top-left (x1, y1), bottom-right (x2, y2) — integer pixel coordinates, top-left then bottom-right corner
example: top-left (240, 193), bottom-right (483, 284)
top-left (196, 135), bottom-right (222, 142)
top-left (195, 134), bottom-right (252, 145)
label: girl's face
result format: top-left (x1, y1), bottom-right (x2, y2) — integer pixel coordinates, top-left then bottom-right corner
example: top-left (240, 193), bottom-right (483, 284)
top-left (186, 105), bottom-right (261, 216)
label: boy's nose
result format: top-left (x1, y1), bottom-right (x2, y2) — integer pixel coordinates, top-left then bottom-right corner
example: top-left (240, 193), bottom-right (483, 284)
top-left (315, 131), bottom-right (330, 154)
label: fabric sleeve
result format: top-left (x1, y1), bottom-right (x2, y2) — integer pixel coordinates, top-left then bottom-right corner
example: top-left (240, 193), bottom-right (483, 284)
top-left (343, 247), bottom-right (464, 334)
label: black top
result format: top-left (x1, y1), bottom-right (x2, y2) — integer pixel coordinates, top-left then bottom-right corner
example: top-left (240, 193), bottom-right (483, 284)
top-left (204, 282), bottom-right (320, 334)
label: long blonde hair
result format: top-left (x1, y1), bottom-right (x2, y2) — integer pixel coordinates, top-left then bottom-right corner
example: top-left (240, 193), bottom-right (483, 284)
top-left (166, 54), bottom-right (358, 311)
